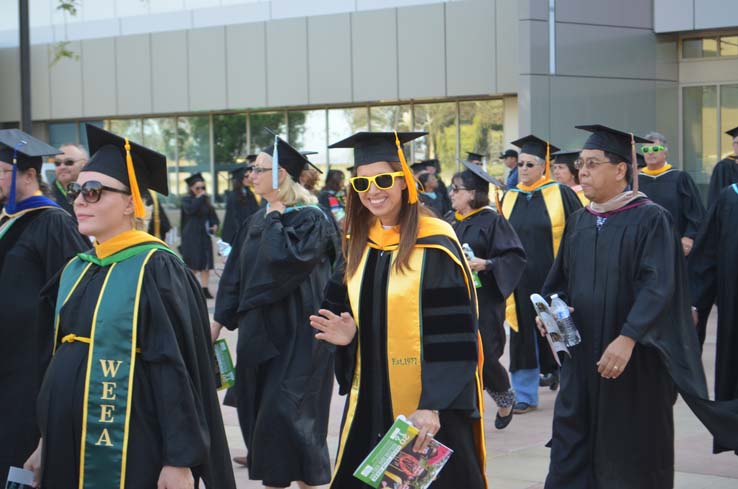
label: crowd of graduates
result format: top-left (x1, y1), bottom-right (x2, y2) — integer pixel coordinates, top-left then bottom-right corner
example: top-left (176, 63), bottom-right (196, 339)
top-left (1, 120), bottom-right (738, 489)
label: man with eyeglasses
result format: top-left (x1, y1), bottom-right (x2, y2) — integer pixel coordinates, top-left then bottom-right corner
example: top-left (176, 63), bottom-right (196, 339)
top-left (0, 130), bottom-right (89, 487)
top-left (707, 125), bottom-right (738, 207)
top-left (51, 143), bottom-right (88, 217)
top-left (539, 125), bottom-right (738, 488)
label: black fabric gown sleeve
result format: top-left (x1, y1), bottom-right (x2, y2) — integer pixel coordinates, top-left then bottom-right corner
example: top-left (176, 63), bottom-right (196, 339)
top-left (213, 214), bottom-right (252, 329)
top-left (139, 252), bottom-right (236, 488)
top-left (418, 248), bottom-right (479, 411)
top-left (482, 214), bottom-right (526, 299)
top-left (707, 159), bottom-right (738, 208)
top-left (688, 199), bottom-right (720, 311)
top-left (678, 171), bottom-right (706, 239)
top-left (321, 260), bottom-right (354, 395)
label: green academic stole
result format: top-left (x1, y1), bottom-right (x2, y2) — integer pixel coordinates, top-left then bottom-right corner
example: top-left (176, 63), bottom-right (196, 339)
top-left (54, 244), bottom-right (173, 489)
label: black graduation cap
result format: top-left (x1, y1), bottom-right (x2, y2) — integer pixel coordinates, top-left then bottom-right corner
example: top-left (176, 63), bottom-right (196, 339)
top-left (229, 165), bottom-right (249, 180)
top-left (261, 131), bottom-right (322, 182)
top-left (725, 125), bottom-right (738, 138)
top-left (184, 172), bottom-right (204, 187)
top-left (328, 132), bottom-right (427, 167)
top-left (84, 124), bottom-right (168, 218)
top-left (466, 151), bottom-right (484, 162)
top-left (410, 162), bottom-right (428, 174)
top-left (460, 160), bottom-right (503, 191)
top-left (636, 152), bottom-right (646, 168)
top-left (552, 150), bottom-right (580, 166)
top-left (499, 149), bottom-right (518, 159)
top-left (575, 125), bottom-right (651, 163)
top-left (0, 129), bottom-right (61, 172)
top-left (510, 135), bottom-right (560, 160)
top-left (246, 154), bottom-right (258, 163)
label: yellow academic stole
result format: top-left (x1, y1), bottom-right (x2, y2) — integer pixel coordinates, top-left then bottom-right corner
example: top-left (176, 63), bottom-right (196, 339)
top-left (54, 244), bottom-right (171, 489)
top-left (501, 183), bottom-right (565, 332)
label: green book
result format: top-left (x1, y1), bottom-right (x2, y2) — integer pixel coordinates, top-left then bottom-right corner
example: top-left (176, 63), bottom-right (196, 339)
top-left (213, 339), bottom-right (235, 390)
top-left (354, 416), bottom-right (453, 488)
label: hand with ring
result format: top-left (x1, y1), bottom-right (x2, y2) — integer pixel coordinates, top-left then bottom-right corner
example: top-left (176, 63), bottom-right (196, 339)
top-left (597, 335), bottom-right (635, 379)
top-left (408, 409), bottom-right (440, 453)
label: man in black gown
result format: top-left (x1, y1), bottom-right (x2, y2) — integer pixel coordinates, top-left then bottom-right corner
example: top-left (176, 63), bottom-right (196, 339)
top-left (689, 182), bottom-right (738, 454)
top-left (0, 130), bottom-right (89, 487)
top-left (541, 125), bottom-right (738, 488)
top-left (707, 125), bottom-right (738, 207)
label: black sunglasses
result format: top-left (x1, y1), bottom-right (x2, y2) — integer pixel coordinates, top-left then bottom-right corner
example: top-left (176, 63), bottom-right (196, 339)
top-left (516, 162), bottom-right (537, 168)
top-left (67, 181), bottom-right (130, 204)
top-left (54, 158), bottom-right (84, 167)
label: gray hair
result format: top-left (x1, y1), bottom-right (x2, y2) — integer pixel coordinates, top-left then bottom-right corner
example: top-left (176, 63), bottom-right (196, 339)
top-left (60, 142), bottom-right (89, 159)
top-left (644, 132), bottom-right (668, 148)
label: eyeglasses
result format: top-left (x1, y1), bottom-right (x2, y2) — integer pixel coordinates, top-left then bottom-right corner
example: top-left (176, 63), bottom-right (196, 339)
top-left (516, 162), bottom-right (537, 168)
top-left (251, 166), bottom-right (272, 174)
top-left (574, 158), bottom-right (611, 171)
top-left (54, 158), bottom-right (85, 167)
top-left (349, 172), bottom-right (405, 192)
top-left (67, 181), bottom-right (130, 204)
top-left (449, 184), bottom-right (470, 192)
top-left (641, 145), bottom-right (665, 154)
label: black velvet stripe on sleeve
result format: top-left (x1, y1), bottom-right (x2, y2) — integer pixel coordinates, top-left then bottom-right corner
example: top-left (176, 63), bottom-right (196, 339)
top-left (424, 341), bottom-right (478, 363)
top-left (422, 311), bottom-right (475, 336)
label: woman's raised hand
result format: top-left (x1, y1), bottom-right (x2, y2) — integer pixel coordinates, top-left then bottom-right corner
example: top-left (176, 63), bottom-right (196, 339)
top-left (310, 309), bottom-right (357, 346)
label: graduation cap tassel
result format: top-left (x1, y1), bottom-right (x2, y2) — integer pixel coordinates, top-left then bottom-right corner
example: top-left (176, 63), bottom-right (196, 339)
top-left (272, 134), bottom-right (279, 190)
top-left (495, 188), bottom-right (503, 214)
top-left (394, 130), bottom-right (418, 204)
top-left (545, 142), bottom-right (551, 181)
top-left (124, 138), bottom-right (146, 219)
top-left (630, 133), bottom-right (639, 194)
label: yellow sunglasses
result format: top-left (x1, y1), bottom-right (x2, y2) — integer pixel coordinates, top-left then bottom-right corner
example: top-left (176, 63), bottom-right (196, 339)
top-left (349, 172), bottom-right (405, 192)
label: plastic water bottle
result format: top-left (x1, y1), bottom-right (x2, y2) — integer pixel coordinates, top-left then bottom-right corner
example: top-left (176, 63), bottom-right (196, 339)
top-left (550, 294), bottom-right (581, 347)
top-left (461, 243), bottom-right (483, 289)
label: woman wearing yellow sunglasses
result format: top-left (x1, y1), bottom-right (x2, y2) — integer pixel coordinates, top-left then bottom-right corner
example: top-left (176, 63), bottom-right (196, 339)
top-left (310, 132), bottom-right (487, 489)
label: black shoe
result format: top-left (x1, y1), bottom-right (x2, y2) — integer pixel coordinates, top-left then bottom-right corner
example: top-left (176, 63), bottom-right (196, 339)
top-left (495, 408), bottom-right (514, 429)
top-left (203, 287), bottom-right (214, 299)
top-left (540, 373), bottom-right (560, 391)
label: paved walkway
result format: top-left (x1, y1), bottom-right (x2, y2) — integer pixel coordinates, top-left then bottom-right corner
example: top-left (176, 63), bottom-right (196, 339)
top-left (206, 266), bottom-right (737, 488)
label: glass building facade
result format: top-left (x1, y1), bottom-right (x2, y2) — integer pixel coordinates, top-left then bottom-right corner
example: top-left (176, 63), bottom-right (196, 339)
top-left (47, 98), bottom-right (505, 205)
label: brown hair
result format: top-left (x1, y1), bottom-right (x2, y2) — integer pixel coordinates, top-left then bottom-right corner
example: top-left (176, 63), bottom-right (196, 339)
top-left (344, 161), bottom-right (432, 279)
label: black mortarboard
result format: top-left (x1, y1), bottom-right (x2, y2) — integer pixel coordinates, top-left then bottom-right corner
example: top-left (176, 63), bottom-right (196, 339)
top-left (229, 165), bottom-right (248, 180)
top-left (410, 162), bottom-right (427, 174)
top-left (466, 151), bottom-right (484, 162)
top-left (575, 125), bottom-right (651, 163)
top-left (261, 132), bottom-right (322, 182)
top-left (725, 125), bottom-right (738, 138)
top-left (246, 154), bottom-right (258, 163)
top-left (184, 172), bottom-right (204, 187)
top-left (0, 129), bottom-right (61, 172)
top-left (510, 135), bottom-right (560, 160)
top-left (636, 152), bottom-right (646, 168)
top-left (499, 149), bottom-right (518, 159)
top-left (460, 160), bottom-right (503, 191)
top-left (84, 124), bottom-right (168, 218)
top-left (552, 150), bottom-right (580, 166)
top-left (328, 132), bottom-right (427, 167)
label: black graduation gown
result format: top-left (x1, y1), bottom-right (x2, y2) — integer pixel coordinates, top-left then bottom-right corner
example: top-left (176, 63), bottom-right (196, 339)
top-left (50, 180), bottom-right (75, 217)
top-left (325, 244), bottom-right (485, 489)
top-left (436, 178), bottom-right (452, 215)
top-left (214, 206), bottom-right (337, 487)
top-left (707, 156), bottom-right (738, 207)
top-left (221, 187), bottom-right (260, 245)
top-left (145, 192), bottom-right (172, 241)
top-left (639, 168), bottom-right (705, 239)
top-left (0, 207), bottom-right (88, 487)
top-left (180, 195), bottom-right (219, 270)
top-left (542, 199), bottom-right (738, 489)
top-left (689, 185), bottom-right (738, 453)
top-left (448, 208), bottom-right (526, 393)
top-left (37, 249), bottom-right (236, 489)
top-left (504, 184), bottom-right (582, 373)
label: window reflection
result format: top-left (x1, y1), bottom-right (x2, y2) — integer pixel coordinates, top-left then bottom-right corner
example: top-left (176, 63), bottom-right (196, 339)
top-left (413, 102), bottom-right (457, 175)
top-left (369, 105), bottom-right (411, 132)
top-left (289, 110), bottom-right (327, 170)
top-left (683, 86), bottom-right (718, 190)
top-left (143, 117), bottom-right (178, 203)
top-left (459, 100), bottom-right (504, 177)
top-left (178, 115), bottom-right (212, 199)
top-left (109, 119), bottom-right (143, 142)
top-left (213, 114), bottom-right (247, 202)
top-left (250, 112), bottom-right (286, 153)
top-left (720, 84), bottom-right (738, 158)
top-left (328, 107), bottom-right (368, 169)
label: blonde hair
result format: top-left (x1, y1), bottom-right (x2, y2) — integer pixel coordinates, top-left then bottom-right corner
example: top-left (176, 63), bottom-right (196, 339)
top-left (261, 153), bottom-right (318, 206)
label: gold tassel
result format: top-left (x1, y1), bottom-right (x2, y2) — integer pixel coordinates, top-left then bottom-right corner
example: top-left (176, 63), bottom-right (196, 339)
top-left (495, 188), bottom-right (503, 214)
top-left (394, 131), bottom-right (418, 204)
top-left (124, 138), bottom-right (145, 219)
top-left (630, 133), bottom-right (639, 194)
top-left (545, 141), bottom-right (551, 181)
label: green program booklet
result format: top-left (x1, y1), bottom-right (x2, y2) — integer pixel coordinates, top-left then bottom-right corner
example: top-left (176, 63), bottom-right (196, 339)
top-left (213, 338), bottom-right (235, 390)
top-left (354, 415), bottom-right (453, 488)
